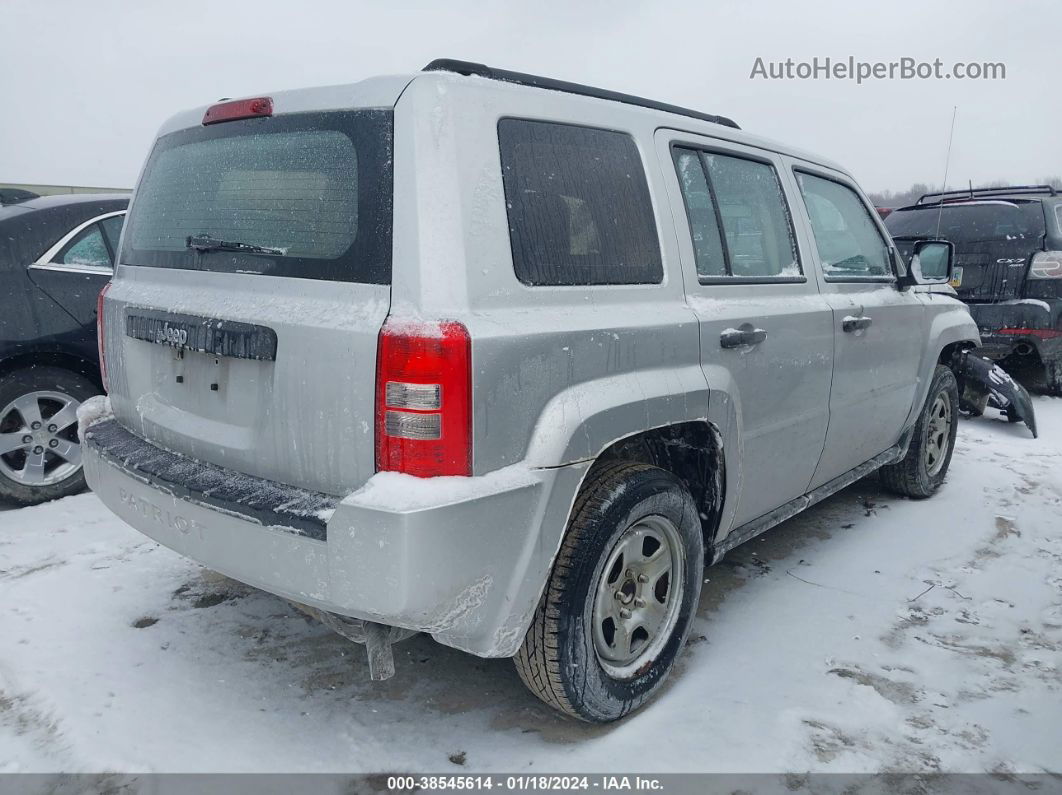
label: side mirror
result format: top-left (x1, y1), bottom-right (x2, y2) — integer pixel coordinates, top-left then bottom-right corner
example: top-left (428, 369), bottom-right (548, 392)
top-left (899, 239), bottom-right (953, 287)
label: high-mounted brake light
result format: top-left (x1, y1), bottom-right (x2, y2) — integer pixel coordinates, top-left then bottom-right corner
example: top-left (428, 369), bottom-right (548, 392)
top-left (375, 319), bottom-right (471, 478)
top-left (202, 97), bottom-right (273, 125)
top-left (96, 283), bottom-right (112, 392)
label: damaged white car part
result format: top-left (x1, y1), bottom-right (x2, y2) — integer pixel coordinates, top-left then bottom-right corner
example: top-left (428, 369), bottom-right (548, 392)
top-left (84, 59), bottom-right (983, 722)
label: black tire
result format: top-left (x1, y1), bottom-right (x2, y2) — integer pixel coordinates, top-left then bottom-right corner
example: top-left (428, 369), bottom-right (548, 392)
top-left (1044, 360), bottom-right (1062, 398)
top-left (514, 461), bottom-right (704, 722)
top-left (0, 366), bottom-right (100, 506)
top-left (880, 365), bottom-right (959, 499)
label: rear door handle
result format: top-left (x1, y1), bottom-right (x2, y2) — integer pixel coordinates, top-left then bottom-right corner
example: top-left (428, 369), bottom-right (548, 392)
top-left (720, 326), bottom-right (768, 348)
top-left (842, 315), bottom-right (873, 333)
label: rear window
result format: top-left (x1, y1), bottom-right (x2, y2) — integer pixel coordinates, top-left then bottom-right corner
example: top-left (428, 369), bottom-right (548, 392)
top-left (121, 110), bottom-right (392, 283)
top-left (498, 119), bottom-right (662, 286)
top-left (885, 201), bottom-right (1046, 245)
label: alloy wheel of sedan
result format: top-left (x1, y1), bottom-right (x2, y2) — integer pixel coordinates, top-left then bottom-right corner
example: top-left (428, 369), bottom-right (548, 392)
top-left (0, 390), bottom-right (83, 486)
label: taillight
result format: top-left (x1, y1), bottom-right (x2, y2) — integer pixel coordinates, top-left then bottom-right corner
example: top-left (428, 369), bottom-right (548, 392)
top-left (202, 97), bottom-right (273, 125)
top-left (1029, 251), bottom-right (1062, 279)
top-left (96, 283), bottom-right (112, 392)
top-left (997, 327), bottom-right (1062, 340)
top-left (375, 319), bottom-right (471, 477)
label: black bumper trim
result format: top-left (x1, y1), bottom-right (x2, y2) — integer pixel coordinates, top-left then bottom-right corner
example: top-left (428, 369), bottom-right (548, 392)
top-left (85, 418), bottom-right (334, 541)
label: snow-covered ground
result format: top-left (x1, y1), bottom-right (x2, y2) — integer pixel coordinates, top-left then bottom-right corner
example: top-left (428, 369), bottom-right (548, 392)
top-left (1, 400), bottom-right (1060, 774)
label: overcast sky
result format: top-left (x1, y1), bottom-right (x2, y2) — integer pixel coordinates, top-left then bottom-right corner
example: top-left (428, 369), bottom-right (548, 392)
top-left (2, 0), bottom-right (1057, 194)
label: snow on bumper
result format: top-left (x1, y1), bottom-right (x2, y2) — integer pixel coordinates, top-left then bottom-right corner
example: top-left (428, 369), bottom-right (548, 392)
top-left (83, 422), bottom-right (587, 658)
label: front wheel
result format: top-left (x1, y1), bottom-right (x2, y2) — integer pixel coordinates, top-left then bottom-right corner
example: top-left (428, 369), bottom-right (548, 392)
top-left (514, 461), bottom-right (704, 722)
top-left (0, 366), bottom-right (99, 506)
top-left (880, 364), bottom-right (959, 499)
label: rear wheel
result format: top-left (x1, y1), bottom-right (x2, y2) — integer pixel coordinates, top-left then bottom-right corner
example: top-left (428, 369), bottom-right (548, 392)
top-left (880, 365), bottom-right (958, 499)
top-left (514, 461), bottom-right (703, 722)
top-left (0, 367), bottom-right (99, 506)
top-left (1043, 359), bottom-right (1062, 397)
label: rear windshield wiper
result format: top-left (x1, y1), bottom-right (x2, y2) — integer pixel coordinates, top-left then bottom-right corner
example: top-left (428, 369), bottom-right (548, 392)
top-left (186, 234), bottom-right (285, 256)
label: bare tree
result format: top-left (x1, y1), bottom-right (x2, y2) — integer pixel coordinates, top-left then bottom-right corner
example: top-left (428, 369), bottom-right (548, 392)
top-left (867, 183), bottom-right (933, 208)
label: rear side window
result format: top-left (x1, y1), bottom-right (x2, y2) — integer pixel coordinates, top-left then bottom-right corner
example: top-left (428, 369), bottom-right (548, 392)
top-left (58, 224), bottom-right (111, 269)
top-left (121, 110), bottom-right (392, 283)
top-left (673, 149), bottom-right (726, 278)
top-left (672, 147), bottom-right (800, 280)
top-left (498, 119), bottom-right (662, 286)
top-left (796, 172), bottom-right (891, 278)
top-left (100, 215), bottom-right (124, 253)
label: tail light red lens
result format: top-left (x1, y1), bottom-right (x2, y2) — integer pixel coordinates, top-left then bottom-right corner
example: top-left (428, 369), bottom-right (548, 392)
top-left (375, 319), bottom-right (471, 477)
top-left (202, 97), bottom-right (273, 125)
top-left (997, 327), bottom-right (1062, 340)
top-left (96, 283), bottom-right (112, 392)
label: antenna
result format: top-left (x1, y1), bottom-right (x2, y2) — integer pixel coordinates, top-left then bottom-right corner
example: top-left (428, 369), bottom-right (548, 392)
top-left (935, 105), bottom-right (958, 237)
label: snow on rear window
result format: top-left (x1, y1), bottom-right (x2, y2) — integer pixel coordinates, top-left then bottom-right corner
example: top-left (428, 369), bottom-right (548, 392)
top-left (121, 110), bottom-right (393, 284)
top-left (130, 131), bottom-right (357, 259)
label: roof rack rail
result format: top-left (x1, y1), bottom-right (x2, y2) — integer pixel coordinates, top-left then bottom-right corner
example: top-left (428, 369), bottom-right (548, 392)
top-left (422, 58), bottom-right (740, 130)
top-left (916, 185), bottom-right (1058, 205)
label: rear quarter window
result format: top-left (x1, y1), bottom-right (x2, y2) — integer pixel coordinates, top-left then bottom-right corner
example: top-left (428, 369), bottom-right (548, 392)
top-left (498, 119), bottom-right (662, 286)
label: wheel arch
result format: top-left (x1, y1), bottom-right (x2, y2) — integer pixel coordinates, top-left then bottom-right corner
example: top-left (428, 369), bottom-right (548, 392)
top-left (0, 351), bottom-right (103, 392)
top-left (498, 372), bottom-right (741, 655)
top-left (521, 365), bottom-right (712, 468)
top-left (592, 420), bottom-right (726, 556)
top-left (521, 366), bottom-right (738, 567)
top-left (937, 339), bottom-right (978, 369)
top-left (901, 303), bottom-right (979, 431)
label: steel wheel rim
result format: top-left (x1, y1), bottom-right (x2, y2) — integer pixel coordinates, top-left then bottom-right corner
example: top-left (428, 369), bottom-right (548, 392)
top-left (0, 390), bottom-right (83, 486)
top-left (591, 514), bottom-right (685, 680)
top-left (924, 391), bottom-right (952, 477)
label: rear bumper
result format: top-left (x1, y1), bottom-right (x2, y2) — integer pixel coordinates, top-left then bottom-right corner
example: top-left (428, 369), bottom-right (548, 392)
top-left (83, 419), bottom-right (588, 658)
top-left (967, 300), bottom-right (1062, 361)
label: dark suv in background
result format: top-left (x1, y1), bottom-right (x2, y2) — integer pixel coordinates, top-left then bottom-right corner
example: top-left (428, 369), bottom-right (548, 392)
top-left (0, 193), bottom-right (127, 504)
top-left (886, 186), bottom-right (1062, 394)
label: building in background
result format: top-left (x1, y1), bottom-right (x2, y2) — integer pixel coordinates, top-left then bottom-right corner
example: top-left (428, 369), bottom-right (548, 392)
top-left (0, 182), bottom-right (131, 201)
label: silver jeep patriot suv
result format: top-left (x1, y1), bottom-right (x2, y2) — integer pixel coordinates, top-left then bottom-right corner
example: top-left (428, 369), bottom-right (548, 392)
top-left (82, 60), bottom-right (979, 722)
